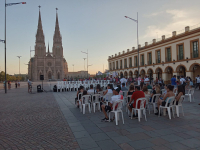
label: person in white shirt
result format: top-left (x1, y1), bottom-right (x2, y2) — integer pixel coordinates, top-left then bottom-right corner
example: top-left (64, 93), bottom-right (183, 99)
top-left (138, 75), bottom-right (141, 86)
top-left (195, 75), bottom-right (200, 90)
top-left (101, 87), bottom-right (123, 122)
top-left (120, 77), bottom-right (127, 87)
top-left (87, 84), bottom-right (94, 94)
top-left (180, 76), bottom-right (186, 85)
top-left (144, 76), bottom-right (150, 84)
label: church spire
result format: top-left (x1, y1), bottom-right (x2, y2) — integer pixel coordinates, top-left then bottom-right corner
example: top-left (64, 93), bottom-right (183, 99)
top-left (36, 5), bottom-right (45, 44)
top-left (53, 8), bottom-right (62, 45)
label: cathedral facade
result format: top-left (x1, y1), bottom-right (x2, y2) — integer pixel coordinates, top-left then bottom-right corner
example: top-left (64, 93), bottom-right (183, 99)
top-left (28, 9), bottom-right (68, 81)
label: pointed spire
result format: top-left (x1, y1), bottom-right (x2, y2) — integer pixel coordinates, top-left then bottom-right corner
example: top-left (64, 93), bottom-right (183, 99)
top-left (53, 8), bottom-right (62, 44)
top-left (36, 5), bottom-right (45, 43)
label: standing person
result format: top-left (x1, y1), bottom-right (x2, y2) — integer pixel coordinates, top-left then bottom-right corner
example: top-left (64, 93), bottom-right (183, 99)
top-left (18, 81), bottom-right (20, 88)
top-left (28, 79), bottom-right (32, 93)
top-left (138, 75), bottom-right (141, 86)
top-left (195, 75), bottom-right (200, 90)
top-left (120, 76), bottom-right (127, 88)
top-left (171, 75), bottom-right (177, 88)
top-left (8, 81), bottom-right (10, 90)
top-left (15, 81), bottom-right (18, 88)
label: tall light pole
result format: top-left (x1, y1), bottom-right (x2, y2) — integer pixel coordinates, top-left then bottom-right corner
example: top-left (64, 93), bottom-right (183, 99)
top-left (30, 47), bottom-right (35, 80)
top-left (4, 1), bottom-right (26, 93)
top-left (81, 50), bottom-right (89, 78)
top-left (125, 13), bottom-right (139, 77)
top-left (17, 56), bottom-right (22, 76)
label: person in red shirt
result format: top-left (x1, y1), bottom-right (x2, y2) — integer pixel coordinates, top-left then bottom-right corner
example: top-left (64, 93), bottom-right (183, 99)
top-left (127, 86), bottom-right (145, 118)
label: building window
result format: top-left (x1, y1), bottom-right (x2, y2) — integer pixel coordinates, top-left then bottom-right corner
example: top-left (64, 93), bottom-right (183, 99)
top-left (178, 45), bottom-right (184, 60)
top-left (193, 41), bottom-right (198, 58)
top-left (129, 57), bottom-right (132, 68)
top-left (156, 50), bottom-right (161, 63)
top-left (147, 52), bottom-right (152, 65)
top-left (140, 54), bottom-right (144, 66)
top-left (116, 61), bottom-right (118, 69)
top-left (124, 59), bottom-right (127, 68)
top-left (120, 60), bottom-right (122, 69)
top-left (166, 47), bottom-right (171, 62)
top-left (109, 63), bottom-right (112, 70)
top-left (134, 56), bottom-right (138, 67)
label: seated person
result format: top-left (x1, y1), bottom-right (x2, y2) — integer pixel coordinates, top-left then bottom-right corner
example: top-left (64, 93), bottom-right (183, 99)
top-left (103, 84), bottom-right (113, 95)
top-left (161, 84), bottom-right (167, 97)
top-left (96, 84), bottom-right (102, 93)
top-left (127, 86), bottom-right (145, 118)
top-left (87, 84), bottom-right (94, 94)
top-left (156, 85), bottom-right (175, 115)
top-left (127, 85), bottom-right (135, 102)
top-left (79, 90), bottom-right (88, 104)
top-left (76, 86), bottom-right (84, 107)
top-left (175, 85), bottom-right (185, 105)
top-left (146, 83), bottom-right (152, 89)
top-left (101, 87), bottom-right (123, 122)
top-left (142, 85), bottom-right (149, 95)
top-left (121, 83), bottom-right (128, 91)
top-left (150, 84), bottom-right (160, 102)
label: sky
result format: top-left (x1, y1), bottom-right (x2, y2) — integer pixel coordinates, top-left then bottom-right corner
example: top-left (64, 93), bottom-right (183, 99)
top-left (0, 0), bottom-right (200, 75)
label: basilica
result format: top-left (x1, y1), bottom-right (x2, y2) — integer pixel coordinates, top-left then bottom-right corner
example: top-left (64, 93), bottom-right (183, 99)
top-left (28, 8), bottom-right (68, 81)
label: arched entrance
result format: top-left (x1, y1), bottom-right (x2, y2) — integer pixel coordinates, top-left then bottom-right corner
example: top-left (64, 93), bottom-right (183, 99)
top-left (129, 71), bottom-right (133, 78)
top-left (189, 63), bottom-right (200, 82)
top-left (134, 70), bottom-right (138, 78)
top-left (124, 71), bottom-right (128, 78)
top-left (165, 66), bottom-right (174, 84)
top-left (48, 71), bottom-right (52, 79)
top-left (176, 65), bottom-right (186, 78)
top-left (155, 67), bottom-right (163, 79)
top-left (140, 69), bottom-right (146, 78)
top-left (147, 68), bottom-right (153, 79)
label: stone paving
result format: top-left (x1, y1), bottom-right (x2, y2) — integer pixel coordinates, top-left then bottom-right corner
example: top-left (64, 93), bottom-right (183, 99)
top-left (1, 82), bottom-right (200, 150)
top-left (0, 82), bottom-right (79, 150)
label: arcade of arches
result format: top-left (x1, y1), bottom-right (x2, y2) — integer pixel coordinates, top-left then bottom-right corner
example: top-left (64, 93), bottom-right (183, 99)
top-left (114, 63), bottom-right (200, 84)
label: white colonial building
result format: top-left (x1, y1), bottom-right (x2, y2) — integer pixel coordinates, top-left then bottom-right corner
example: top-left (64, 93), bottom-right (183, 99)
top-left (108, 25), bottom-right (200, 84)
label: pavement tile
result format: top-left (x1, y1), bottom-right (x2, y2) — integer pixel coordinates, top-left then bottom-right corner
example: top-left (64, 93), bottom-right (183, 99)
top-left (73, 130), bottom-right (90, 139)
top-left (126, 132), bottom-right (150, 141)
top-left (105, 131), bottom-right (121, 138)
top-left (164, 142), bottom-right (190, 150)
top-left (160, 134), bottom-right (184, 142)
top-left (126, 127), bottom-right (145, 134)
top-left (147, 137), bottom-right (168, 145)
top-left (119, 143), bottom-right (135, 150)
top-left (76, 137), bottom-right (98, 149)
top-left (145, 131), bottom-right (161, 138)
top-left (154, 128), bottom-right (175, 135)
top-left (152, 145), bottom-right (171, 150)
top-left (115, 129), bottom-right (131, 136)
top-left (90, 133), bottom-right (110, 142)
top-left (174, 132), bottom-right (193, 139)
top-left (141, 126), bottom-right (155, 131)
top-left (111, 136), bottom-right (132, 144)
top-left (179, 138), bottom-right (200, 148)
top-left (128, 140), bottom-right (155, 149)
top-left (96, 139), bottom-right (121, 150)
top-left (184, 130), bottom-right (200, 137)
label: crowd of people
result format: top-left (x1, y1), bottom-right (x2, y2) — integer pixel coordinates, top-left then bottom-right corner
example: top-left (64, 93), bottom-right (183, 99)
top-left (3, 80), bottom-right (20, 89)
top-left (74, 74), bottom-right (200, 122)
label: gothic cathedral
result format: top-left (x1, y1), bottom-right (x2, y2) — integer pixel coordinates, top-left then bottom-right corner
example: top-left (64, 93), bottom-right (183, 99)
top-left (28, 8), bottom-right (68, 81)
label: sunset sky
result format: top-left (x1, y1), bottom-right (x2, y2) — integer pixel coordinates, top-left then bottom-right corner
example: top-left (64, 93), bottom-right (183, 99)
top-left (0, 0), bottom-right (200, 75)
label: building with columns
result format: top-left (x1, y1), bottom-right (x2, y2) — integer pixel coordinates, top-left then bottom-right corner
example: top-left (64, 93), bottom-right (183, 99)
top-left (28, 8), bottom-right (68, 81)
top-left (108, 25), bottom-right (200, 84)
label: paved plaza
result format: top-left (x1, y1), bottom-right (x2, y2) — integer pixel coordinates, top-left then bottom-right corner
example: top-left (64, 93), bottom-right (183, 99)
top-left (1, 82), bottom-right (200, 150)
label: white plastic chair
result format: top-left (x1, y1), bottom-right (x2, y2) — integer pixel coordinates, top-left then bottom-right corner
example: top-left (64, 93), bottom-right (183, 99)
top-left (92, 94), bottom-right (101, 113)
top-left (145, 94), bottom-right (151, 114)
top-left (57, 81), bottom-right (62, 92)
top-left (185, 88), bottom-right (195, 102)
top-left (104, 93), bottom-right (113, 105)
top-left (150, 94), bottom-right (161, 113)
top-left (81, 95), bottom-right (91, 114)
top-left (108, 100), bottom-right (124, 125)
top-left (131, 98), bottom-right (147, 122)
top-left (159, 96), bottom-right (175, 119)
top-left (173, 95), bottom-right (184, 117)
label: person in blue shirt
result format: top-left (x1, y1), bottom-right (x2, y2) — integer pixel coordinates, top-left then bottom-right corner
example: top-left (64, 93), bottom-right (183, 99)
top-left (171, 75), bottom-right (177, 88)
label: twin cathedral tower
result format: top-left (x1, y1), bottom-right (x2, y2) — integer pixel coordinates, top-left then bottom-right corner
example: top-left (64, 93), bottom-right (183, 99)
top-left (28, 7), bottom-right (68, 81)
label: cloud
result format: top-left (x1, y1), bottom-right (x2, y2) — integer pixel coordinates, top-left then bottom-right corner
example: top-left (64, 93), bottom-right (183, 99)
top-left (141, 9), bottom-right (200, 43)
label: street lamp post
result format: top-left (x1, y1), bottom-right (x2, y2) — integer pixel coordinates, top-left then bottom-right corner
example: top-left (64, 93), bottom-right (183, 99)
top-left (125, 13), bottom-right (139, 77)
top-left (83, 58), bottom-right (86, 71)
top-left (72, 64), bottom-right (74, 72)
top-left (81, 50), bottom-right (89, 78)
top-left (4, 0), bottom-right (26, 93)
top-left (17, 56), bottom-right (22, 76)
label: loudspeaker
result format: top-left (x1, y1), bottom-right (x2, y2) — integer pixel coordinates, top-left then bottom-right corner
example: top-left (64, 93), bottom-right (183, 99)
top-left (40, 75), bottom-right (44, 80)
